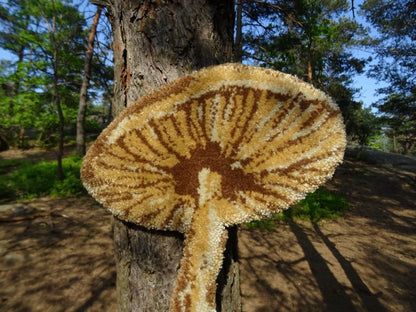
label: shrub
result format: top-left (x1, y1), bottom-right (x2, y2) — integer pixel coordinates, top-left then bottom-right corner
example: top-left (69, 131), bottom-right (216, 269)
top-left (0, 178), bottom-right (16, 199)
top-left (9, 161), bottom-right (57, 196)
top-left (1, 154), bottom-right (85, 199)
top-left (0, 158), bottom-right (29, 174)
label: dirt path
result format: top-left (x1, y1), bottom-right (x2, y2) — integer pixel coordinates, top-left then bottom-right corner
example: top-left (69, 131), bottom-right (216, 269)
top-left (239, 149), bottom-right (416, 312)
top-left (0, 197), bottom-right (117, 312)
top-left (0, 148), bottom-right (415, 311)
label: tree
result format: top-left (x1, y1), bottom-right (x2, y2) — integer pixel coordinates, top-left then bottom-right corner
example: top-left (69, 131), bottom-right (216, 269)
top-left (0, 0), bottom-right (114, 172)
top-left (0, 60), bottom-right (41, 148)
top-left (241, 0), bottom-right (368, 139)
top-left (27, 0), bottom-right (92, 178)
top-left (349, 104), bottom-right (380, 146)
top-left (76, 5), bottom-right (103, 156)
top-left (361, 0), bottom-right (416, 154)
top-left (0, 0), bottom-right (86, 159)
top-left (242, 1), bottom-right (362, 81)
top-left (0, 0), bottom-right (42, 148)
top-left (376, 94), bottom-right (415, 154)
top-left (104, 0), bottom-right (239, 310)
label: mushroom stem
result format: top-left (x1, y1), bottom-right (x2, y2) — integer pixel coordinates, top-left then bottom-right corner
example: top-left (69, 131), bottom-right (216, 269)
top-left (169, 168), bottom-right (228, 312)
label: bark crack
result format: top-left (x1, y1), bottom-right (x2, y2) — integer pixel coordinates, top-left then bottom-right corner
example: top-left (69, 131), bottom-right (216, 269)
top-left (142, 28), bottom-right (167, 83)
top-left (120, 48), bottom-right (130, 108)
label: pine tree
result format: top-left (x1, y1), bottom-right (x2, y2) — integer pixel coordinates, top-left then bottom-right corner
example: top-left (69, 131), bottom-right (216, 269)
top-left (105, 0), bottom-right (240, 310)
top-left (362, 0), bottom-right (416, 154)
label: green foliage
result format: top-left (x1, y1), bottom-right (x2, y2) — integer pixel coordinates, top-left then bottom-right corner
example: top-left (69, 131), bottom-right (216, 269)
top-left (242, 0), bottom-right (370, 141)
top-left (0, 179), bottom-right (15, 199)
top-left (0, 158), bottom-right (29, 174)
top-left (0, 0), bottom-right (113, 149)
top-left (368, 134), bottom-right (389, 151)
top-left (245, 217), bottom-right (277, 231)
top-left (243, 0), bottom-right (367, 82)
top-left (246, 188), bottom-right (348, 230)
top-left (348, 105), bottom-right (381, 146)
top-left (361, 0), bottom-right (416, 154)
top-left (0, 154), bottom-right (85, 199)
top-left (281, 187), bottom-right (348, 222)
top-left (375, 94), bottom-right (416, 155)
top-left (85, 118), bottom-right (104, 134)
top-left (0, 0), bottom-right (85, 148)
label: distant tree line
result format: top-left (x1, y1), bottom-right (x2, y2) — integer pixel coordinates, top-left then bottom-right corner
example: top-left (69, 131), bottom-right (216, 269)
top-left (238, 0), bottom-right (414, 155)
top-left (0, 0), bottom-right (414, 166)
top-left (362, 0), bottom-right (415, 155)
top-left (0, 0), bottom-right (112, 153)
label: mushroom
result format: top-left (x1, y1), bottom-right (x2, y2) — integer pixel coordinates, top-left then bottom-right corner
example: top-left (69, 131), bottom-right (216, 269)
top-left (81, 63), bottom-right (346, 312)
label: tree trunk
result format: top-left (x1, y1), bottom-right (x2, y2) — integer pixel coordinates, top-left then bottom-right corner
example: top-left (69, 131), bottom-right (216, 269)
top-left (404, 139), bottom-right (415, 155)
top-left (76, 5), bottom-right (102, 156)
top-left (52, 42), bottom-right (64, 181)
top-left (106, 0), bottom-right (239, 311)
top-left (234, 0), bottom-right (243, 63)
top-left (54, 73), bottom-right (64, 181)
top-left (40, 3), bottom-right (64, 180)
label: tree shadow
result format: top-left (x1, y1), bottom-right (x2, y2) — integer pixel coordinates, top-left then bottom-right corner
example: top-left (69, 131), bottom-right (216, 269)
top-left (0, 197), bottom-right (117, 312)
top-left (239, 226), bottom-right (338, 312)
top-left (330, 157), bottom-right (416, 235)
top-left (311, 222), bottom-right (386, 312)
top-left (74, 270), bottom-right (116, 312)
top-left (288, 221), bottom-right (357, 312)
top-left (240, 152), bottom-right (415, 311)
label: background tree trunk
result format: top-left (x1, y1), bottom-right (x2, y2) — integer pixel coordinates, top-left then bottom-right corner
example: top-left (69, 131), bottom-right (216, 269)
top-left (76, 5), bottom-right (102, 156)
top-left (234, 0), bottom-right (243, 63)
top-left (106, 0), bottom-right (240, 311)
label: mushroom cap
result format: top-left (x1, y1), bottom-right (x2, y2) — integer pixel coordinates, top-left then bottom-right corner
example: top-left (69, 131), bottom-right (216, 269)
top-left (81, 63), bottom-right (346, 233)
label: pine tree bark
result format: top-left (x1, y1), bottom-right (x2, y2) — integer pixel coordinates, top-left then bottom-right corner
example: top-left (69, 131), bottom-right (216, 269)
top-left (76, 5), bottom-right (102, 156)
top-left (234, 0), bottom-right (243, 63)
top-left (106, 0), bottom-right (239, 311)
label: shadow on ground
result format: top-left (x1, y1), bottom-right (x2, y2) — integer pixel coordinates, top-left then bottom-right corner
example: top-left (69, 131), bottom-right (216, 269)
top-left (1, 148), bottom-right (415, 311)
top-left (0, 197), bottom-right (117, 312)
top-left (239, 152), bottom-right (416, 311)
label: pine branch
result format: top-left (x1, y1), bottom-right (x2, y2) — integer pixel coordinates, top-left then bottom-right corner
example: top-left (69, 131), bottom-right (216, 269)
top-left (89, 0), bottom-right (109, 7)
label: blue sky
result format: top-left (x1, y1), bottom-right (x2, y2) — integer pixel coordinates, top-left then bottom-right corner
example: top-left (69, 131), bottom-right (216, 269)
top-left (348, 0), bottom-right (388, 109)
top-left (349, 49), bottom-right (387, 109)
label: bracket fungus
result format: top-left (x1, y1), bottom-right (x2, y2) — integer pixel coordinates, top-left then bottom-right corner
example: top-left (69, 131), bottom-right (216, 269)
top-left (81, 63), bottom-right (346, 312)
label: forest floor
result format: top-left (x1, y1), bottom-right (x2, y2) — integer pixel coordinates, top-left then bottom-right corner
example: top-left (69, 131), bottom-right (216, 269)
top-left (0, 146), bottom-right (415, 312)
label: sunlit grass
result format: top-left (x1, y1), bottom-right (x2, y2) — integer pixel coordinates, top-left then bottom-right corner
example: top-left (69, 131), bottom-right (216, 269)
top-left (246, 187), bottom-right (348, 230)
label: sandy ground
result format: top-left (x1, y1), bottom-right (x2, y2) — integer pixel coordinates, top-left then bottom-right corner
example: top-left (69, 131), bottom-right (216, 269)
top-left (0, 197), bottom-right (117, 312)
top-left (0, 147), bottom-right (415, 311)
top-left (239, 148), bottom-right (416, 311)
